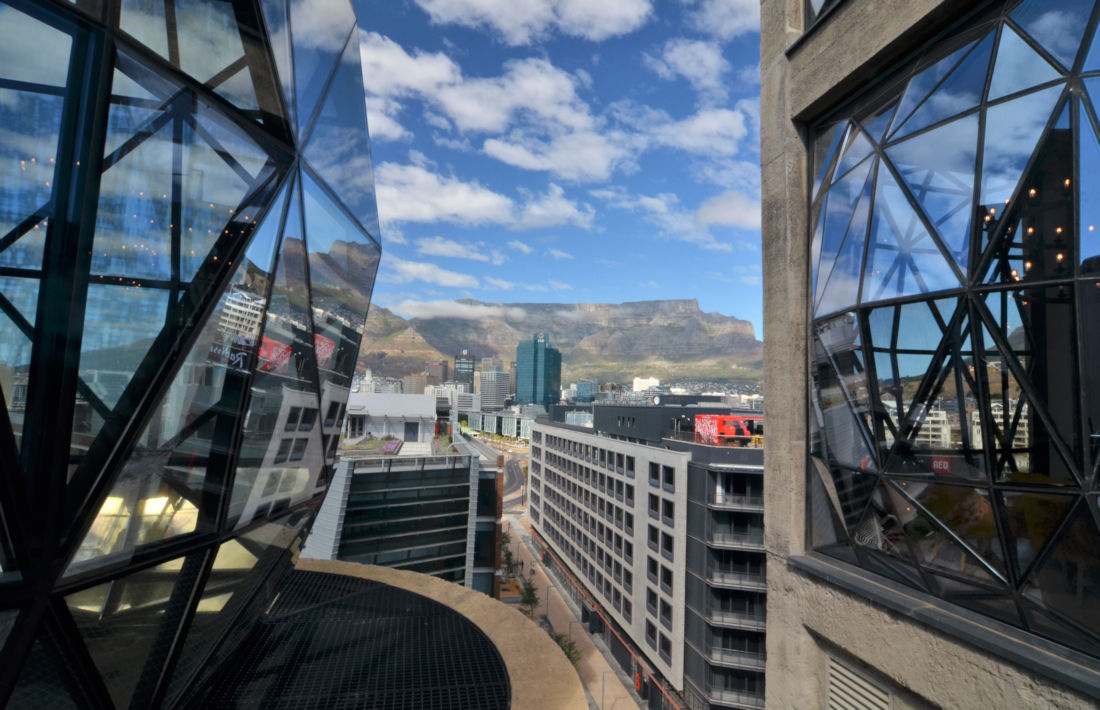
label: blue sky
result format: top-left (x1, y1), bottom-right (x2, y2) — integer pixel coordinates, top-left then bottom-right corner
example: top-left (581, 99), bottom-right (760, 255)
top-left (349, 0), bottom-right (763, 336)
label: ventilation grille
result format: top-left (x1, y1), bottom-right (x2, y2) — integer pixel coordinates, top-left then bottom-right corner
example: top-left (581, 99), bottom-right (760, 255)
top-left (827, 656), bottom-right (890, 710)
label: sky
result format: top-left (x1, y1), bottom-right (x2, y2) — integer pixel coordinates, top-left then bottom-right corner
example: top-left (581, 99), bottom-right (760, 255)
top-left (348, 0), bottom-right (764, 336)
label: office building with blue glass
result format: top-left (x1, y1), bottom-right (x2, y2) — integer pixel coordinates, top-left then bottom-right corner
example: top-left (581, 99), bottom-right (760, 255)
top-left (515, 332), bottom-right (561, 407)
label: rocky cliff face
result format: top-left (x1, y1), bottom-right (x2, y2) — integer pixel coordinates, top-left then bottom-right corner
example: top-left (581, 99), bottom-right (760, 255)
top-left (357, 299), bottom-right (762, 382)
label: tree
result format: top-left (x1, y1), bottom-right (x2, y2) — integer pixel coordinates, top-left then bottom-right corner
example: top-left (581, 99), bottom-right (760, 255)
top-left (519, 577), bottom-right (539, 617)
top-left (550, 632), bottom-right (582, 668)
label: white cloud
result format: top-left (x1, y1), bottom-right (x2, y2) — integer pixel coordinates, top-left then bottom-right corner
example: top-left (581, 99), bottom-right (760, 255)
top-left (681, 0), bottom-right (759, 40)
top-left (390, 299), bottom-right (527, 320)
top-left (650, 108), bottom-right (747, 156)
top-left (365, 96), bottom-right (411, 141)
top-left (696, 190), bottom-right (761, 229)
top-left (485, 277), bottom-right (517, 289)
top-left (382, 255), bottom-right (480, 288)
top-left (739, 275), bottom-right (761, 286)
top-left (644, 38), bottom-right (730, 103)
top-left (412, 0), bottom-right (652, 45)
top-left (358, 31), bottom-right (461, 97)
top-left (593, 187), bottom-right (733, 252)
top-left (483, 129), bottom-right (629, 182)
top-left (375, 162), bottom-right (514, 225)
top-left (548, 248), bottom-right (574, 260)
top-left (508, 240), bottom-right (534, 254)
top-left (548, 279), bottom-right (573, 290)
top-left (415, 235), bottom-right (502, 262)
top-left (516, 183), bottom-right (595, 229)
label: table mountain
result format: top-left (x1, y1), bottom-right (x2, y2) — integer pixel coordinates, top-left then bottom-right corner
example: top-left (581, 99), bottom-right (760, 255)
top-left (357, 299), bottom-right (762, 383)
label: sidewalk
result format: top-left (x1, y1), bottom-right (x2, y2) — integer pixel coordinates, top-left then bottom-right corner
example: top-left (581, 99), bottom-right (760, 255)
top-left (505, 515), bottom-right (640, 710)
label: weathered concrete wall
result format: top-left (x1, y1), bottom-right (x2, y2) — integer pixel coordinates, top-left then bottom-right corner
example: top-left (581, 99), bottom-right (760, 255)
top-left (760, 1), bottom-right (1098, 708)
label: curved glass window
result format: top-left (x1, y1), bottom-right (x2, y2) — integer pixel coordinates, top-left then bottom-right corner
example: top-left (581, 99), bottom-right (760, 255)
top-left (809, 0), bottom-right (1100, 659)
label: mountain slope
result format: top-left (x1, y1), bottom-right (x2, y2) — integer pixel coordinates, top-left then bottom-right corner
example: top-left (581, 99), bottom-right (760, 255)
top-left (356, 299), bottom-right (762, 383)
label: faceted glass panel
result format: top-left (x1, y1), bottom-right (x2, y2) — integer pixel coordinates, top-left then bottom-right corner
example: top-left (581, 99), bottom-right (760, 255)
top-left (260, 0), bottom-right (295, 127)
top-left (228, 182), bottom-right (325, 529)
top-left (1010, 0), bottom-right (1092, 70)
top-left (1022, 602), bottom-right (1100, 658)
top-left (0, 276), bottom-right (39, 453)
top-left (889, 39), bottom-right (978, 141)
top-left (303, 28), bottom-right (381, 238)
top-left (812, 121), bottom-right (848, 201)
top-left (290, 0), bottom-right (356, 136)
top-left (988, 25), bottom-right (1062, 100)
top-left (1080, 283), bottom-right (1100, 482)
top-left (861, 103), bottom-right (896, 145)
top-left (66, 182), bottom-right (289, 573)
top-left (817, 162), bottom-right (874, 316)
top-left (812, 314), bottom-right (876, 473)
top-left (898, 482), bottom-right (1007, 578)
top-left (832, 130), bottom-right (874, 183)
top-left (0, 3), bottom-right (71, 269)
top-left (10, 632), bottom-right (89, 709)
top-left (65, 557), bottom-right (193, 708)
top-left (892, 32), bottom-right (991, 138)
top-left (862, 163), bottom-right (962, 304)
top-left (118, 0), bottom-right (169, 58)
top-left (980, 85), bottom-right (1063, 209)
top-left (814, 158), bottom-right (873, 306)
top-left (851, 482), bottom-right (919, 564)
top-left (997, 491), bottom-right (1076, 579)
top-left (809, 460), bottom-right (849, 548)
top-left (1023, 500), bottom-right (1100, 637)
top-left (1079, 91), bottom-right (1100, 272)
top-left (886, 114), bottom-right (978, 271)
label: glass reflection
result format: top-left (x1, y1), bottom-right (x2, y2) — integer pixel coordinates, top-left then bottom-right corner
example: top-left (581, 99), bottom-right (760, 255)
top-left (0, 2), bottom-right (70, 270)
top-left (817, 161), bottom-right (873, 316)
top-left (890, 39), bottom-right (977, 141)
top-left (1025, 501), bottom-right (1100, 637)
top-left (66, 182), bottom-right (287, 573)
top-left (862, 163), bottom-right (962, 304)
top-left (988, 25), bottom-right (1061, 101)
top-left (815, 158), bottom-right (872, 306)
top-left (0, 276), bottom-right (39, 452)
top-left (228, 181), bottom-right (325, 529)
top-left (65, 557), bottom-right (193, 708)
top-left (303, 27), bottom-right (381, 239)
top-left (1011, 0), bottom-right (1091, 70)
top-left (886, 114), bottom-right (977, 271)
top-left (289, 0), bottom-right (356, 135)
top-left (893, 33), bottom-right (991, 138)
top-left (980, 85), bottom-right (1062, 210)
top-left (1079, 93), bottom-right (1100, 272)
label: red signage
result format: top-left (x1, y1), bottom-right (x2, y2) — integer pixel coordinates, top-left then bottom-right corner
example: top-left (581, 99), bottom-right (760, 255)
top-left (259, 337), bottom-right (292, 373)
top-left (931, 456), bottom-right (951, 475)
top-left (314, 333), bottom-right (336, 368)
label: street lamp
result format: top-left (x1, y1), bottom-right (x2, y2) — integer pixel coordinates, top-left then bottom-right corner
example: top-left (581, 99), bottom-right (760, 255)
top-left (601, 669), bottom-right (614, 710)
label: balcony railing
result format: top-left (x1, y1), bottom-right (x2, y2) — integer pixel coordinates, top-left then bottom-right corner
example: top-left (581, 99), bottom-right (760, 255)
top-left (707, 607), bottom-right (766, 631)
top-left (707, 493), bottom-right (764, 510)
top-left (708, 647), bottom-right (767, 671)
top-left (707, 568), bottom-right (766, 591)
top-left (706, 687), bottom-right (765, 709)
top-left (709, 530), bottom-right (765, 550)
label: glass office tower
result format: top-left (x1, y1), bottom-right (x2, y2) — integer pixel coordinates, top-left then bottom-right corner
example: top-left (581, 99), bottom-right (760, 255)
top-left (0, 0), bottom-right (380, 706)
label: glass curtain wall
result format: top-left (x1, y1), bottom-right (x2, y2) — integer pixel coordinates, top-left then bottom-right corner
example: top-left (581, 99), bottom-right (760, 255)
top-left (0, 0), bottom-right (380, 706)
top-left (809, 0), bottom-right (1100, 661)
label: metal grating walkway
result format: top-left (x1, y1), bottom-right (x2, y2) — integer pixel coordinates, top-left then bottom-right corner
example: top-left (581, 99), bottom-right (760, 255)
top-left (193, 570), bottom-right (510, 709)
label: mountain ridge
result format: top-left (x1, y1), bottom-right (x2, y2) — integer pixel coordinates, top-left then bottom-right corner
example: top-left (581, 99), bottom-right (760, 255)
top-left (357, 298), bottom-right (762, 383)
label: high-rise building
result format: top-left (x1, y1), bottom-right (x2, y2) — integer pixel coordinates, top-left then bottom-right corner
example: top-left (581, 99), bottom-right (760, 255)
top-left (763, 0), bottom-right (1100, 705)
top-left (529, 404), bottom-right (765, 708)
top-left (454, 349), bottom-right (475, 388)
top-left (0, 0), bottom-right (390, 703)
top-left (515, 333), bottom-right (562, 406)
top-left (402, 373), bottom-right (427, 395)
top-left (425, 360), bottom-right (448, 385)
top-left (478, 369), bottom-right (511, 410)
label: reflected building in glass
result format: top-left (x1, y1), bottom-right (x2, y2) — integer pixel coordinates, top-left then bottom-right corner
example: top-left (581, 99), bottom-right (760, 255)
top-left (0, 0), bottom-right (384, 705)
top-left (764, 0), bottom-right (1100, 706)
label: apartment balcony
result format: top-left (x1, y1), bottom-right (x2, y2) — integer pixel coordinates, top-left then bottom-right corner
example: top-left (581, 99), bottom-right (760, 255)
top-left (707, 568), bottom-right (767, 591)
top-left (707, 687), bottom-right (766, 710)
top-left (708, 529), bottom-right (765, 551)
top-left (708, 646), bottom-right (767, 672)
top-left (707, 607), bottom-right (767, 632)
top-left (707, 493), bottom-right (764, 512)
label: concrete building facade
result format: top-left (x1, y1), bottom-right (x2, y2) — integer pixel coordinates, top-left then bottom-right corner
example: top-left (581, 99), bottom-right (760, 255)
top-left (762, 0), bottom-right (1100, 707)
top-left (529, 405), bottom-right (766, 709)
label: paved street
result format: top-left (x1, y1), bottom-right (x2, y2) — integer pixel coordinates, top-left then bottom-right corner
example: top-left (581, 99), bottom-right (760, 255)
top-left (504, 515), bottom-right (639, 710)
